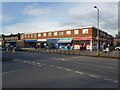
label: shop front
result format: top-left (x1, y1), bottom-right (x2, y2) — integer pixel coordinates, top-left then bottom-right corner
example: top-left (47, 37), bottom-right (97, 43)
top-left (37, 39), bottom-right (47, 48)
top-left (47, 39), bottom-right (59, 49)
top-left (24, 39), bottom-right (36, 48)
top-left (16, 40), bottom-right (24, 48)
top-left (58, 38), bottom-right (72, 50)
top-left (73, 37), bottom-right (95, 51)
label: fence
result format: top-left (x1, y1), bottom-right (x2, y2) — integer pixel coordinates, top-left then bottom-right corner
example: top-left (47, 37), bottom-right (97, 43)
top-left (21, 48), bottom-right (120, 59)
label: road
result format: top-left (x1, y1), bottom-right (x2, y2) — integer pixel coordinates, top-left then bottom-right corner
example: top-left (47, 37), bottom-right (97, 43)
top-left (2, 51), bottom-right (118, 88)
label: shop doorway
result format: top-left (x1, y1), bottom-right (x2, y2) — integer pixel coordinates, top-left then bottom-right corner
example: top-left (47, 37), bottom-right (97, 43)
top-left (80, 42), bottom-right (86, 50)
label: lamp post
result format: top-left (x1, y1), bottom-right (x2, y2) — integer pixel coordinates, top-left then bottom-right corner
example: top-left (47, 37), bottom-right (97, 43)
top-left (94, 5), bottom-right (100, 52)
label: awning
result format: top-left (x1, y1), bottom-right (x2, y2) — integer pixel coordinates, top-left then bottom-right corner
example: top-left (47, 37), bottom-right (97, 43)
top-left (25, 40), bottom-right (36, 42)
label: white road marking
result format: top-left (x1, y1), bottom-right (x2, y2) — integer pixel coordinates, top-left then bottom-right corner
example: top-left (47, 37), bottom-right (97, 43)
top-left (38, 65), bottom-right (42, 67)
top-left (37, 63), bottom-right (40, 64)
top-left (65, 69), bottom-right (72, 72)
top-left (32, 62), bottom-right (36, 64)
top-left (43, 64), bottom-right (47, 66)
top-left (49, 65), bottom-right (54, 67)
top-left (113, 80), bottom-right (118, 83)
top-left (89, 74), bottom-right (100, 78)
top-left (33, 64), bottom-right (36, 65)
top-left (56, 67), bottom-right (63, 69)
top-left (75, 62), bottom-right (116, 70)
top-left (61, 59), bottom-right (66, 61)
top-left (104, 78), bottom-right (113, 81)
top-left (75, 71), bottom-right (84, 74)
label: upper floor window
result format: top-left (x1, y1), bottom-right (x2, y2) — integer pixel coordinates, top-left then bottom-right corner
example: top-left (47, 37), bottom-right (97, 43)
top-left (31, 34), bottom-right (33, 37)
top-left (38, 33), bottom-right (41, 37)
top-left (59, 31), bottom-right (63, 35)
top-left (25, 35), bottom-right (27, 38)
top-left (54, 32), bottom-right (58, 36)
top-left (66, 31), bottom-right (71, 35)
top-left (21, 35), bottom-right (24, 39)
top-left (28, 34), bottom-right (30, 38)
top-left (34, 34), bottom-right (36, 37)
top-left (74, 30), bottom-right (79, 34)
top-left (48, 32), bottom-right (52, 36)
top-left (43, 33), bottom-right (46, 36)
top-left (82, 29), bottom-right (88, 34)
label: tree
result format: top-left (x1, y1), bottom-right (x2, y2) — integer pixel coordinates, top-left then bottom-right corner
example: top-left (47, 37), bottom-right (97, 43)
top-left (115, 31), bottom-right (120, 39)
top-left (115, 31), bottom-right (120, 46)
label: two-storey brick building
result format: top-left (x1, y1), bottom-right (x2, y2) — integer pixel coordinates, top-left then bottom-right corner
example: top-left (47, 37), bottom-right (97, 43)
top-left (35, 26), bottom-right (113, 51)
top-left (2, 26), bottom-right (113, 51)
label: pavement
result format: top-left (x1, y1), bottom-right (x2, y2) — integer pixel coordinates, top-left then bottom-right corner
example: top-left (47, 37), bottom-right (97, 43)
top-left (2, 51), bottom-right (118, 88)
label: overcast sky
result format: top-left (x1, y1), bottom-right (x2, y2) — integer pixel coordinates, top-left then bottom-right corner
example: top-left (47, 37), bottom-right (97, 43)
top-left (1, 1), bottom-right (118, 37)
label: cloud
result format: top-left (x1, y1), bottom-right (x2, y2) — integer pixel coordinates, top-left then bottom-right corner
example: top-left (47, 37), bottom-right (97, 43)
top-left (66, 2), bottom-right (118, 36)
top-left (2, 21), bottom-right (62, 34)
top-left (22, 3), bottom-right (49, 16)
top-left (0, 16), bottom-right (9, 21)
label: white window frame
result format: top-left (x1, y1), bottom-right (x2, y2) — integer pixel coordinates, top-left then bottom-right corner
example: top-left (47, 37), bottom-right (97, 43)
top-left (54, 32), bottom-right (58, 36)
top-left (31, 34), bottom-right (33, 37)
top-left (82, 29), bottom-right (88, 34)
top-left (43, 33), bottom-right (46, 36)
top-left (38, 33), bottom-right (41, 37)
top-left (59, 32), bottom-right (63, 35)
top-left (48, 32), bottom-right (52, 36)
top-left (66, 31), bottom-right (71, 35)
top-left (74, 30), bottom-right (79, 34)
top-left (34, 34), bottom-right (36, 37)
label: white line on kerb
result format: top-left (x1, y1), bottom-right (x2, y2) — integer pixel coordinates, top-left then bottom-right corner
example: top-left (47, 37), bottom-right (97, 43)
top-left (64, 69), bottom-right (72, 71)
top-left (75, 71), bottom-right (84, 74)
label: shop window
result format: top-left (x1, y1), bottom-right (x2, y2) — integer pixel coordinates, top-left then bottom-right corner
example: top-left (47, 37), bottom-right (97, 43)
top-left (48, 32), bottom-right (52, 36)
top-left (66, 31), bottom-right (71, 35)
top-left (43, 33), bottom-right (46, 36)
top-left (74, 30), bottom-right (79, 34)
top-left (59, 32), bottom-right (63, 35)
top-left (54, 32), bottom-right (58, 36)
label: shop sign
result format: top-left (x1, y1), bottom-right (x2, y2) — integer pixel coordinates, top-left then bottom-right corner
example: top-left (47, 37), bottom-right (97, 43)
top-left (58, 38), bottom-right (72, 43)
top-left (73, 37), bottom-right (92, 40)
top-left (37, 39), bottom-right (47, 42)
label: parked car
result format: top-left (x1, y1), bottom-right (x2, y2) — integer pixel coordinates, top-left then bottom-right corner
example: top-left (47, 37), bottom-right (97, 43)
top-left (115, 46), bottom-right (120, 51)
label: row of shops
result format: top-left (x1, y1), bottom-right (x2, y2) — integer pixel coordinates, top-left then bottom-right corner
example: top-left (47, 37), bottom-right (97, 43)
top-left (1, 26), bottom-right (113, 51)
top-left (16, 37), bottom-right (111, 51)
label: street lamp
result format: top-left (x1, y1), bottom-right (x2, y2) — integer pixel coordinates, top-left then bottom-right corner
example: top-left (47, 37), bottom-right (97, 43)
top-left (94, 5), bottom-right (100, 52)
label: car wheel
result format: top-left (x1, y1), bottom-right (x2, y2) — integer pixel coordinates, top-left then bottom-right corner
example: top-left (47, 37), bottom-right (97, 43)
top-left (116, 48), bottom-right (120, 51)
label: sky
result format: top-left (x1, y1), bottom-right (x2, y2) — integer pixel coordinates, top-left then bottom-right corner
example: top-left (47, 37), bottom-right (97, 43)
top-left (1, 1), bottom-right (119, 37)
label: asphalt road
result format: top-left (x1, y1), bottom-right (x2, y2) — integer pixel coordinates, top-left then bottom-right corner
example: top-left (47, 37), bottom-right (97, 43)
top-left (2, 51), bottom-right (118, 88)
